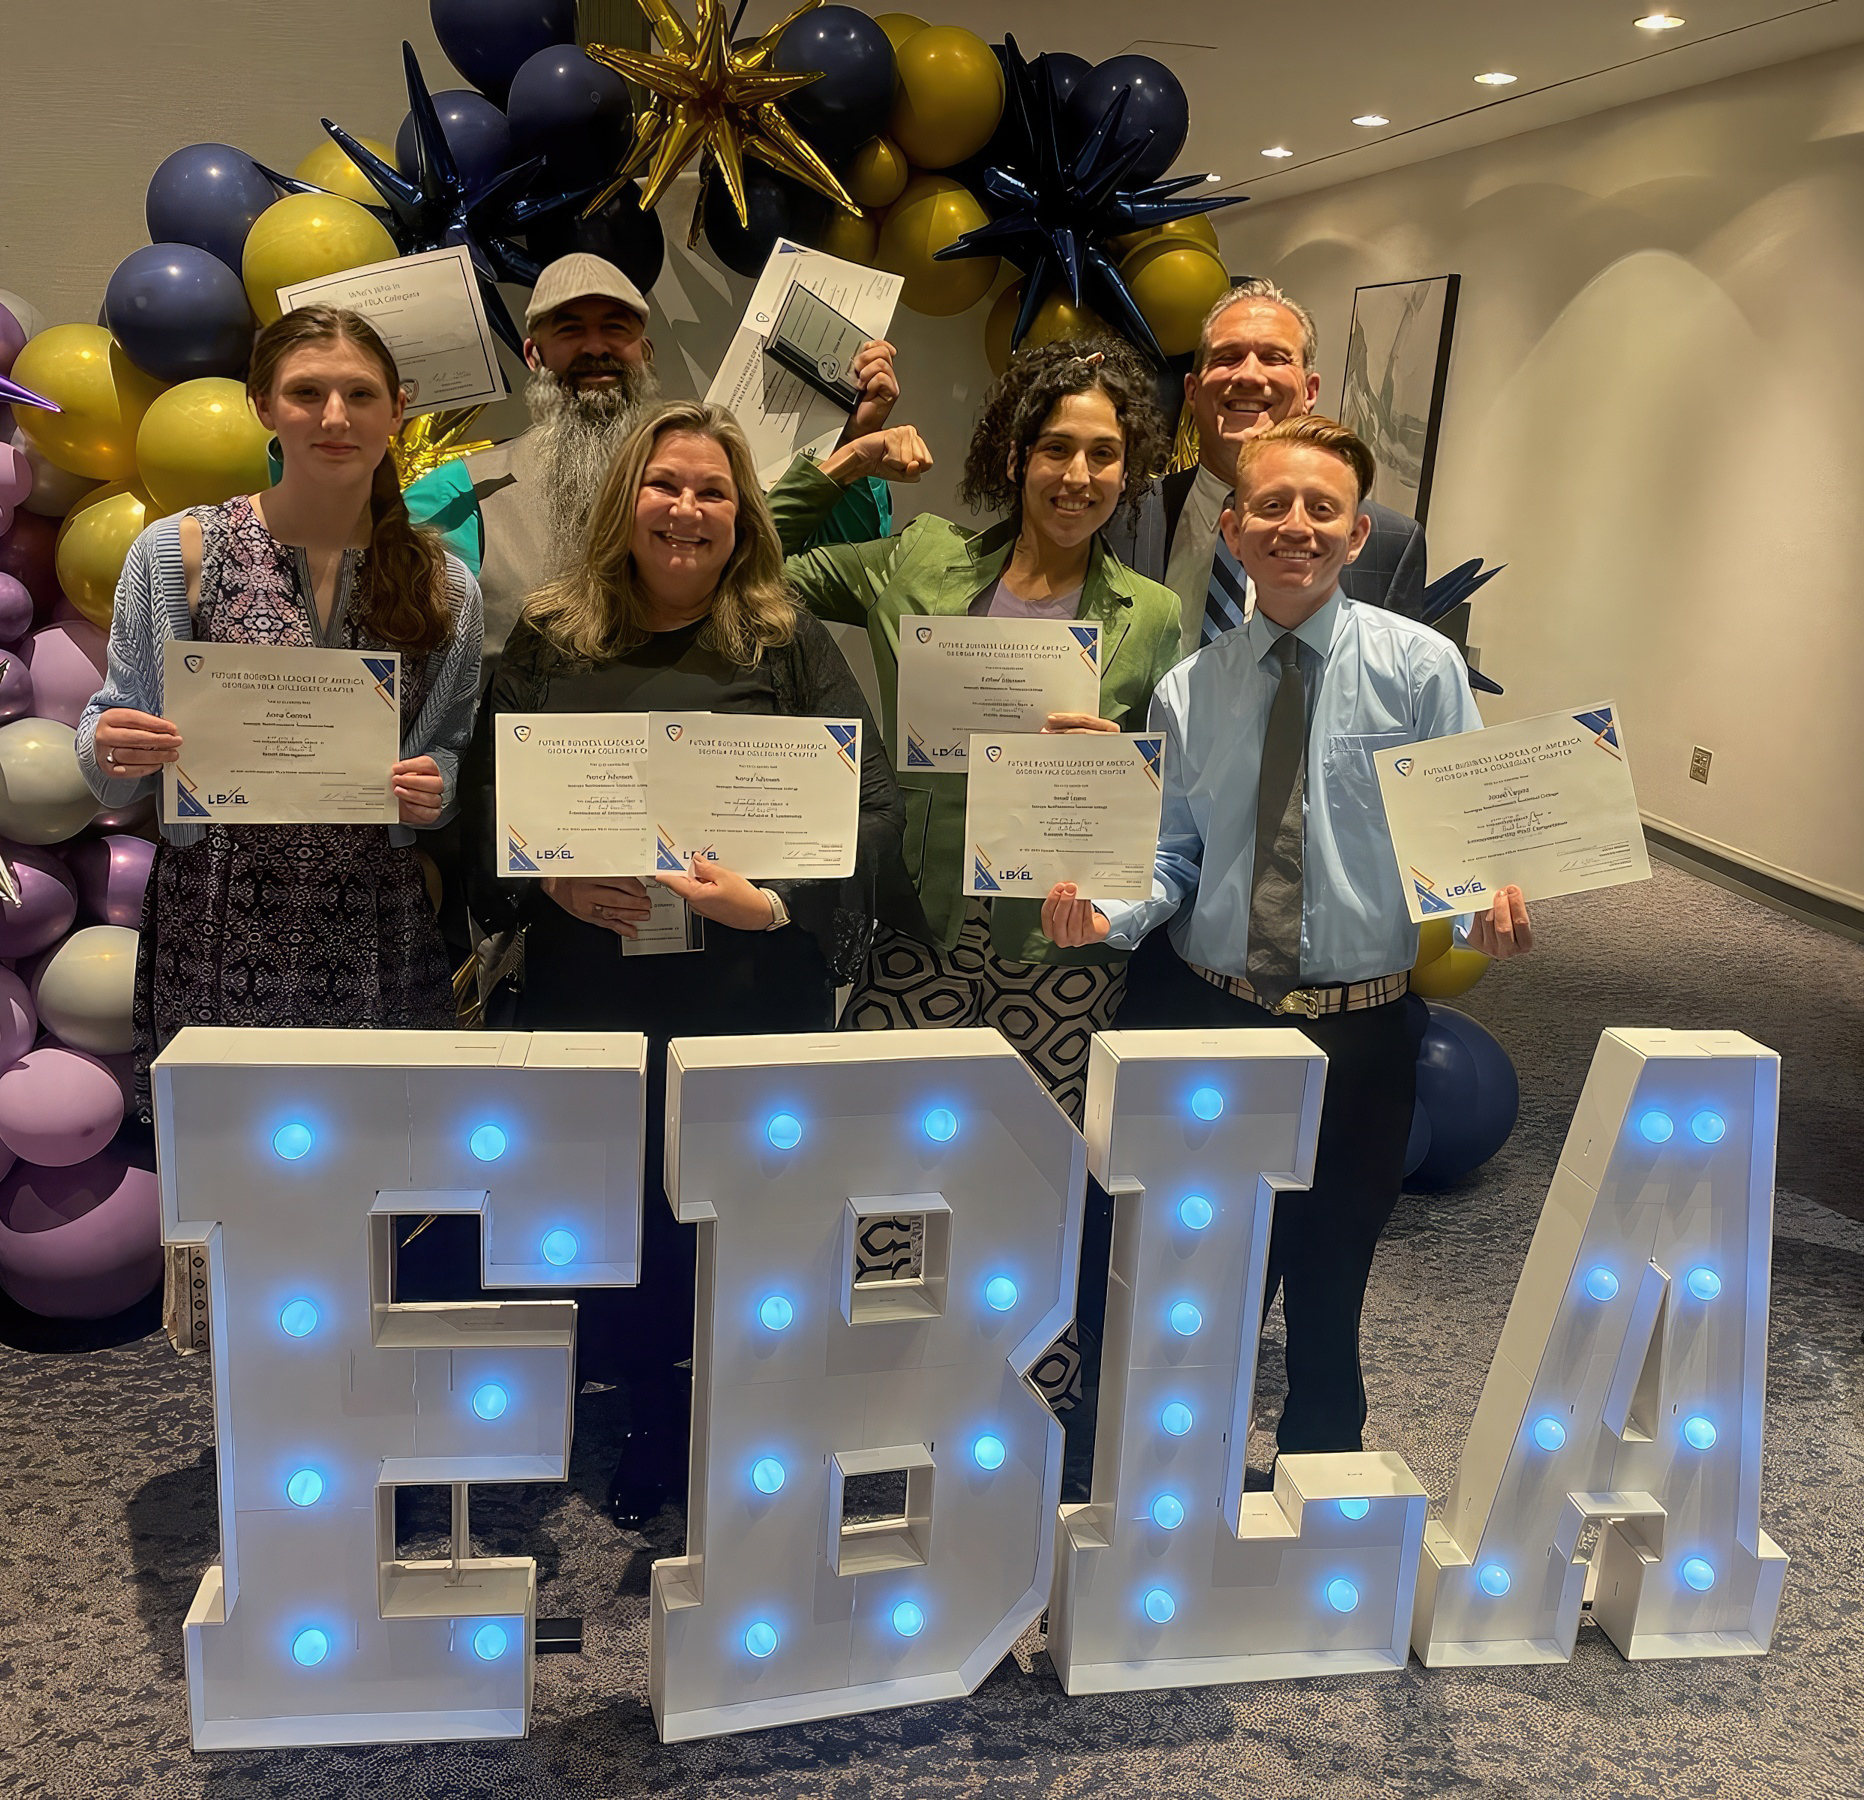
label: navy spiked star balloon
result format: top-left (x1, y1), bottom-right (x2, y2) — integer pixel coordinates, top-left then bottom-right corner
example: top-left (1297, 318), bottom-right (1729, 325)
top-left (934, 36), bottom-right (1243, 365)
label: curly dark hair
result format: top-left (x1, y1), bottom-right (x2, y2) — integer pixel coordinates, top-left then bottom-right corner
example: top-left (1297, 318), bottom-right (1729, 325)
top-left (958, 337), bottom-right (1169, 523)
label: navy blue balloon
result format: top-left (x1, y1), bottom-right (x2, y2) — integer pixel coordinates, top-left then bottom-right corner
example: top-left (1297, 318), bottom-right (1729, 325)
top-left (105, 244), bottom-right (254, 384)
top-left (396, 90), bottom-right (513, 192)
top-left (1409, 1004), bottom-right (1520, 1191)
top-left (1062, 55), bottom-right (1189, 185)
top-left (774, 6), bottom-right (896, 155)
top-left (145, 143), bottom-right (277, 275)
top-left (430, 0), bottom-right (577, 106)
top-left (704, 165), bottom-right (826, 279)
top-left (506, 44), bottom-right (633, 182)
top-left (527, 180), bottom-right (666, 297)
top-left (1040, 51), bottom-right (1091, 108)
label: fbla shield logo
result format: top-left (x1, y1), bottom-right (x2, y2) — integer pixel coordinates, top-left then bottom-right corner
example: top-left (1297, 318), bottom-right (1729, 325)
top-left (512, 724), bottom-right (531, 743)
top-left (665, 723), bottom-right (683, 741)
top-left (983, 744), bottom-right (1003, 763)
top-left (1393, 757), bottom-right (1415, 778)
top-left (184, 654), bottom-right (205, 674)
top-left (914, 625), bottom-right (933, 644)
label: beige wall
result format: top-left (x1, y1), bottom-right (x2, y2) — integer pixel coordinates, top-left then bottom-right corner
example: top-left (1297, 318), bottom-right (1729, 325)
top-left (1217, 43), bottom-right (1864, 908)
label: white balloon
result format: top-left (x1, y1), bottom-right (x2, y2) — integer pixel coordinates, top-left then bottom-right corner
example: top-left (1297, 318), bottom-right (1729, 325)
top-left (34, 925), bottom-right (137, 1055)
top-left (11, 427), bottom-right (101, 519)
top-left (0, 290), bottom-right (47, 340)
top-left (0, 718), bottom-right (100, 844)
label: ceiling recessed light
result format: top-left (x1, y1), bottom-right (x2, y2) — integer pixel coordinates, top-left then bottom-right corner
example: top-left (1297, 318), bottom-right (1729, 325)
top-left (1474, 71), bottom-right (1518, 86)
top-left (1261, 145), bottom-right (1294, 158)
top-left (1352, 114), bottom-right (1390, 127)
top-left (1634, 11), bottom-right (1686, 28)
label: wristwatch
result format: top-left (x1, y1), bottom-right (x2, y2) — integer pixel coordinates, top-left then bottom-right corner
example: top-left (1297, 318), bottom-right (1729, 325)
top-left (759, 886), bottom-right (791, 931)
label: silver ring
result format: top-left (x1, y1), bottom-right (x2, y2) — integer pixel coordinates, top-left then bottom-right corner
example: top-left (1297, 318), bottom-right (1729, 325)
top-left (104, 750), bottom-right (116, 767)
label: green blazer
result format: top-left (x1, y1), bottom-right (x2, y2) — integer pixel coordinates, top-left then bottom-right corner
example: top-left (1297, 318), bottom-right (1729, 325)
top-left (771, 455), bottom-right (1184, 964)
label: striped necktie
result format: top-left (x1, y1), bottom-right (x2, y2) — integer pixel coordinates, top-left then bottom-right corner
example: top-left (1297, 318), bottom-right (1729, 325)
top-left (1202, 538), bottom-right (1249, 646)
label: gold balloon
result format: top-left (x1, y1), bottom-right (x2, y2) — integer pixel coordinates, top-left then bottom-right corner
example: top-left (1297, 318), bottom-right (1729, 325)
top-left (1410, 946), bottom-right (1490, 1000)
top-left (1119, 237), bottom-right (1232, 358)
top-left (294, 135), bottom-right (398, 207)
top-left (816, 208), bottom-right (880, 267)
top-left (984, 281), bottom-right (1110, 375)
top-left (877, 173), bottom-right (997, 316)
top-left (888, 27), bottom-right (1004, 169)
top-left (242, 193), bottom-right (398, 325)
top-left (1413, 919), bottom-right (1454, 970)
top-left (873, 12), bottom-right (928, 52)
top-left (136, 379), bottom-right (272, 515)
top-left (847, 135), bottom-right (910, 210)
top-left (11, 326), bottom-right (166, 483)
top-left (55, 482), bottom-right (153, 626)
top-left (1108, 212), bottom-right (1222, 260)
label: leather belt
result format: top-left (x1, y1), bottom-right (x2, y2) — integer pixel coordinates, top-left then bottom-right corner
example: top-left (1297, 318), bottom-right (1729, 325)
top-left (1188, 965), bottom-right (1410, 1018)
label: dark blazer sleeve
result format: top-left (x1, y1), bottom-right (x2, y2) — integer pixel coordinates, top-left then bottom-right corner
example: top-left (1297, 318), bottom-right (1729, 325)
top-left (1340, 499), bottom-right (1428, 618)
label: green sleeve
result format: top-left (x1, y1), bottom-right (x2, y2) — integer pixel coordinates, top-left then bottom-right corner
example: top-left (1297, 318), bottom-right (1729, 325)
top-left (403, 461), bottom-right (485, 576)
top-left (770, 455), bottom-right (897, 627)
top-left (806, 473), bottom-right (891, 547)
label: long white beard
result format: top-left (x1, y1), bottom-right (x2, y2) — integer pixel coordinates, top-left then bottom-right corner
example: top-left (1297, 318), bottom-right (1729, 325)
top-left (527, 362), bottom-right (662, 565)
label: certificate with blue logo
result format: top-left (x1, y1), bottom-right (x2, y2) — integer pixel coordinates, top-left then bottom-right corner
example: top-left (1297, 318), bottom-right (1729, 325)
top-left (896, 618), bottom-right (1101, 772)
top-left (1373, 701), bottom-right (1652, 924)
top-left (495, 712), bottom-right (650, 876)
top-left (162, 641), bottom-right (401, 825)
top-left (963, 734), bottom-right (1164, 900)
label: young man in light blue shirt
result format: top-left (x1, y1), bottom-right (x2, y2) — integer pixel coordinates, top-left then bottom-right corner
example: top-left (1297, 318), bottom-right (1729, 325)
top-left (1044, 415), bottom-right (1533, 1456)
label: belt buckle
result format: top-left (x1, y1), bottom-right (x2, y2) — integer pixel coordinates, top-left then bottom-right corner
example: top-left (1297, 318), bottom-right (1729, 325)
top-left (1274, 988), bottom-right (1323, 1019)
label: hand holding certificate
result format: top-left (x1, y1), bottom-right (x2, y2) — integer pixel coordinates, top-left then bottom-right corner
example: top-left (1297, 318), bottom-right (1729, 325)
top-left (897, 618), bottom-right (1102, 771)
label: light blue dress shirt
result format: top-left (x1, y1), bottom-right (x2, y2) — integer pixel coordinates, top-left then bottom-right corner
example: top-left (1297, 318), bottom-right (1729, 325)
top-left (1099, 588), bottom-right (1483, 985)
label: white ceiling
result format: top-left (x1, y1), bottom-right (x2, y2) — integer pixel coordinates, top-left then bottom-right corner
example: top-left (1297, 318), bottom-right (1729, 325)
top-left (877, 0), bottom-right (1864, 203)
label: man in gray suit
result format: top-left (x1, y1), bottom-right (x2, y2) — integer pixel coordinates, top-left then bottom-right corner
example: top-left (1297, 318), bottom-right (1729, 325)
top-left (1119, 277), bottom-right (1427, 655)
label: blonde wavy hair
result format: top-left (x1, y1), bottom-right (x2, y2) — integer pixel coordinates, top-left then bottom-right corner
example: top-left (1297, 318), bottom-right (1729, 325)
top-left (523, 400), bottom-right (798, 666)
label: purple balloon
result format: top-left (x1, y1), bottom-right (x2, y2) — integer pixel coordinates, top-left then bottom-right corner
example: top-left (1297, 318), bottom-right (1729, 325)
top-left (145, 142), bottom-right (277, 276)
top-left (0, 306), bottom-right (24, 378)
top-left (0, 575), bottom-right (30, 645)
top-left (21, 621), bottom-right (108, 730)
top-left (0, 643), bottom-right (33, 723)
top-left (85, 794), bottom-right (157, 836)
top-left (0, 443), bottom-right (28, 511)
top-left (65, 835), bottom-right (154, 930)
top-left (0, 843), bottom-right (78, 959)
top-left (0, 1151), bottom-right (160, 1317)
top-left (0, 1044), bottom-right (125, 1166)
top-left (396, 89), bottom-right (514, 190)
top-left (0, 511), bottom-right (57, 614)
top-left (0, 965), bottom-right (37, 1067)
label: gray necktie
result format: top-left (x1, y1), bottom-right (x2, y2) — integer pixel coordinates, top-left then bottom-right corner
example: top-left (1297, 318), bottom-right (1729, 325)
top-left (1246, 632), bottom-right (1310, 1006)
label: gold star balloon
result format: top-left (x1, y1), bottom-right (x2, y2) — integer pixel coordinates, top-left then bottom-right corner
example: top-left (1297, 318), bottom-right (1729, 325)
top-left (392, 408), bottom-right (495, 488)
top-left (585, 0), bottom-right (860, 228)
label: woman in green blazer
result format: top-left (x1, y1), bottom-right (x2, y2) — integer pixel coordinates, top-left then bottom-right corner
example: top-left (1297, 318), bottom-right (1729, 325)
top-left (768, 339), bottom-right (1181, 1125)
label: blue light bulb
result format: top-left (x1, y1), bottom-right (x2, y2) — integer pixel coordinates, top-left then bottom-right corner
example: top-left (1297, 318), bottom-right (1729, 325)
top-left (1478, 1564), bottom-right (1511, 1597)
top-left (1170, 1301), bottom-right (1202, 1337)
top-left (278, 1299), bottom-right (318, 1338)
top-left (1151, 1494), bottom-right (1185, 1530)
top-left (985, 1275), bottom-right (1018, 1312)
top-left (744, 1620), bottom-right (778, 1658)
top-left (1533, 1417), bottom-right (1567, 1451)
top-left (540, 1229), bottom-right (578, 1267)
top-left (972, 1434), bottom-right (1006, 1471)
top-left (286, 1468), bottom-right (324, 1508)
top-left (922, 1107), bottom-right (957, 1142)
top-left (765, 1112), bottom-right (802, 1150)
top-left (1687, 1267), bottom-right (1722, 1301)
top-left (1161, 1402), bottom-right (1194, 1437)
top-left (759, 1294), bottom-right (794, 1332)
top-left (1178, 1194), bottom-right (1214, 1230)
top-left (752, 1457), bottom-right (785, 1494)
top-left (1326, 1578), bottom-right (1360, 1614)
top-left (471, 1383), bottom-right (508, 1421)
top-left (1638, 1110), bottom-right (1674, 1144)
top-left (1585, 1267), bottom-right (1619, 1301)
top-left (291, 1627), bottom-right (329, 1666)
top-left (1683, 1416), bottom-right (1718, 1450)
top-left (473, 1623), bottom-right (508, 1661)
top-left (1190, 1086), bottom-right (1224, 1121)
top-left (1339, 1498), bottom-right (1370, 1521)
top-left (1143, 1588), bottom-right (1176, 1624)
top-left (273, 1121), bottom-right (313, 1161)
top-left (1691, 1110), bottom-right (1727, 1145)
top-left (1682, 1556), bottom-right (1716, 1591)
top-left (891, 1601), bottom-right (924, 1638)
top-left (469, 1123), bottom-right (507, 1162)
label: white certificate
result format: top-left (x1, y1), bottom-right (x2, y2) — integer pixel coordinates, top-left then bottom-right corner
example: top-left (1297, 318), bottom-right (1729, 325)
top-left (1374, 701), bottom-right (1653, 923)
top-left (495, 712), bottom-right (649, 877)
top-left (162, 641), bottom-right (400, 826)
top-left (897, 618), bottom-right (1102, 772)
top-left (650, 712), bottom-right (862, 879)
top-left (704, 238), bottom-right (903, 484)
top-left (277, 245), bottom-right (506, 414)
top-left (963, 733), bottom-right (1164, 900)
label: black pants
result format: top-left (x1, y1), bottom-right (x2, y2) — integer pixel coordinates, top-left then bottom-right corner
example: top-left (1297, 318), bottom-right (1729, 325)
top-left (1119, 934), bottom-right (1415, 1455)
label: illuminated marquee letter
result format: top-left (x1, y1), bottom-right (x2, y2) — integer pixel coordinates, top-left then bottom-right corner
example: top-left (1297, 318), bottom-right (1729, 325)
top-left (1413, 1029), bottom-right (1788, 1665)
top-left (650, 1027), bottom-right (1085, 1740)
top-left (153, 1027), bottom-right (646, 1749)
top-left (1049, 1029), bottom-right (1429, 1692)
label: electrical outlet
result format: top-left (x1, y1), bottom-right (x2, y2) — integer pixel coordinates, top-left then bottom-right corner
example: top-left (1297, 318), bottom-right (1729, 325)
top-left (1690, 747), bottom-right (1712, 785)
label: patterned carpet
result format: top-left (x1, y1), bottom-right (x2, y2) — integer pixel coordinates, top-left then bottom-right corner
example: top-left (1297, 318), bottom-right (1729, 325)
top-left (3, 862), bottom-right (1861, 1799)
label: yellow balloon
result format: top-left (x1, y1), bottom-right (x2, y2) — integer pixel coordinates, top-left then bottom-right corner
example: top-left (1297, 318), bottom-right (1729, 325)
top-left (54, 483), bottom-right (153, 627)
top-left (135, 378), bottom-right (272, 515)
top-left (1413, 919), bottom-right (1454, 971)
top-left (11, 326), bottom-right (166, 482)
top-left (889, 27), bottom-right (1004, 169)
top-left (1108, 212), bottom-right (1222, 260)
top-left (984, 281), bottom-right (1110, 376)
top-left (873, 12), bottom-right (928, 52)
top-left (1119, 237), bottom-right (1232, 358)
top-left (816, 209), bottom-right (880, 268)
top-left (294, 135), bottom-right (397, 207)
top-left (847, 136), bottom-right (910, 210)
top-left (878, 174), bottom-right (998, 317)
top-left (242, 193), bottom-right (399, 325)
top-left (1410, 946), bottom-right (1490, 1000)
